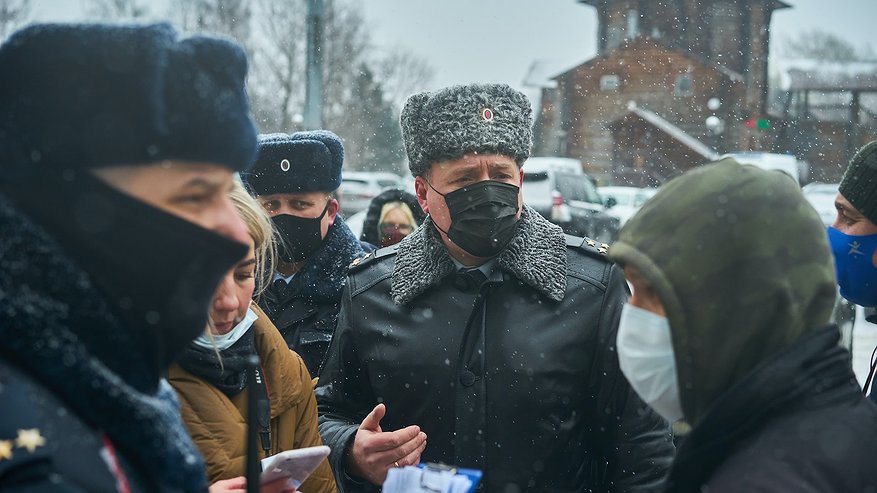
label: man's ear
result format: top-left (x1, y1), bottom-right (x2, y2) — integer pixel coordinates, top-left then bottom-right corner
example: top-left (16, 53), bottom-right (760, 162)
top-left (327, 197), bottom-right (339, 226)
top-left (414, 176), bottom-right (430, 215)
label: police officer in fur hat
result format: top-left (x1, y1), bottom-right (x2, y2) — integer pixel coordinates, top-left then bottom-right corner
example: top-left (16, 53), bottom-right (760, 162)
top-left (317, 83), bottom-right (674, 491)
top-left (243, 131), bottom-right (366, 378)
top-left (0, 22), bottom-right (294, 493)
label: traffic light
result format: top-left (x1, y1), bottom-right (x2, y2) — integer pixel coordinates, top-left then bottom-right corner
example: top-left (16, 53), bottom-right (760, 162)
top-left (744, 118), bottom-right (771, 130)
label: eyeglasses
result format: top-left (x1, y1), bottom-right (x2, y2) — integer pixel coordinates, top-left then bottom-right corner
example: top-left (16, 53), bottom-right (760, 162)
top-left (380, 222), bottom-right (414, 234)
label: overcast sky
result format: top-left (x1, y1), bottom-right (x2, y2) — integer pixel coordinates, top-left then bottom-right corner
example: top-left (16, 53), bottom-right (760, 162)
top-left (27, 0), bottom-right (877, 96)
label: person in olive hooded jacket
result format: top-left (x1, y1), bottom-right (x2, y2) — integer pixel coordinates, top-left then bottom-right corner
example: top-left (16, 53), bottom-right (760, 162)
top-left (608, 158), bottom-right (877, 493)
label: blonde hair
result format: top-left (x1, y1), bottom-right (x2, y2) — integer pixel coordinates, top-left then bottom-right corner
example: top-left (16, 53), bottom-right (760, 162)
top-left (378, 201), bottom-right (417, 232)
top-left (229, 180), bottom-right (277, 301)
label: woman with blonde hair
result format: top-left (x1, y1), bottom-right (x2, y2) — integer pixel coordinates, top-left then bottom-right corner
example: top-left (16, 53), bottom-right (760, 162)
top-left (169, 181), bottom-right (337, 493)
top-left (360, 188), bottom-right (426, 248)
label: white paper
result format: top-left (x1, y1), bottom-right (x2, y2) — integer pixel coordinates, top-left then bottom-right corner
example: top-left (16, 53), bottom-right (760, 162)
top-left (382, 466), bottom-right (472, 493)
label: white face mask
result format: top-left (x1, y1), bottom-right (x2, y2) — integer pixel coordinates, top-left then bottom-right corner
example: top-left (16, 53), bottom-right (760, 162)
top-left (616, 303), bottom-right (684, 423)
top-left (192, 307), bottom-right (259, 351)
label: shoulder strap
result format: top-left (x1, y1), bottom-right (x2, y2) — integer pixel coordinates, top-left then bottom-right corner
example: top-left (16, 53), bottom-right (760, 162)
top-left (565, 234), bottom-right (610, 258)
top-left (349, 243), bottom-right (400, 273)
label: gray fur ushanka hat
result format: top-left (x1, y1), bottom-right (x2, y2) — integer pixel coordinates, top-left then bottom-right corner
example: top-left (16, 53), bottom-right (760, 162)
top-left (400, 83), bottom-right (533, 177)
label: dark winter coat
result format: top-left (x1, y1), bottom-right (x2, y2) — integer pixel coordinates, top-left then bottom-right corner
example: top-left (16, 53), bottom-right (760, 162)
top-left (664, 327), bottom-right (877, 492)
top-left (609, 160), bottom-right (877, 492)
top-left (0, 195), bottom-right (207, 492)
top-left (317, 205), bottom-right (674, 492)
top-left (168, 304), bottom-right (337, 492)
top-left (359, 188), bottom-right (426, 247)
top-left (261, 216), bottom-right (365, 377)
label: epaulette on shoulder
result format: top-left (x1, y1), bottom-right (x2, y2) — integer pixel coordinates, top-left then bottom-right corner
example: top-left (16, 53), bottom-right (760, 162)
top-left (348, 244), bottom-right (399, 273)
top-left (565, 234), bottom-right (611, 261)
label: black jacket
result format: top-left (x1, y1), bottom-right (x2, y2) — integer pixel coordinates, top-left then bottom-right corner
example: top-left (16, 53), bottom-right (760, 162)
top-left (664, 327), bottom-right (877, 493)
top-left (262, 216), bottom-right (365, 377)
top-left (0, 194), bottom-right (207, 492)
top-left (359, 188), bottom-right (425, 247)
top-left (317, 206), bottom-right (674, 492)
top-left (0, 359), bottom-right (184, 493)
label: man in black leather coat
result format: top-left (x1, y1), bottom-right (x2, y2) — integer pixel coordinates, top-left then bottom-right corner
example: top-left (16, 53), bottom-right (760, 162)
top-left (316, 83), bottom-right (674, 492)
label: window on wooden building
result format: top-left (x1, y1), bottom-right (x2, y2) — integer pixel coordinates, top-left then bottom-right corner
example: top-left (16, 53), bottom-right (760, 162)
top-left (674, 74), bottom-right (693, 97)
top-left (600, 75), bottom-right (620, 92)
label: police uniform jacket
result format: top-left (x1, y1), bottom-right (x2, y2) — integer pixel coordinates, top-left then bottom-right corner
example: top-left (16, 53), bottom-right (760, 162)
top-left (0, 194), bottom-right (208, 492)
top-left (316, 206), bottom-right (674, 492)
top-left (262, 216), bottom-right (365, 378)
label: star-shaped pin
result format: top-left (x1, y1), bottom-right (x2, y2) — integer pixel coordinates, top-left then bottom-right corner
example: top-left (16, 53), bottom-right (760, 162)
top-left (0, 440), bottom-right (12, 461)
top-left (601, 243), bottom-right (609, 249)
top-left (15, 429), bottom-right (45, 453)
top-left (586, 239), bottom-right (596, 246)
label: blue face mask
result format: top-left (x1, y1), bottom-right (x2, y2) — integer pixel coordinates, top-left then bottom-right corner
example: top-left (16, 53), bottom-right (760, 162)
top-left (828, 227), bottom-right (877, 307)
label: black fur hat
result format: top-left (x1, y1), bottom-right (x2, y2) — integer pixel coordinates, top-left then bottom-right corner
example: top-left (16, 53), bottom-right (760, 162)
top-left (244, 131), bottom-right (344, 195)
top-left (0, 22), bottom-right (257, 181)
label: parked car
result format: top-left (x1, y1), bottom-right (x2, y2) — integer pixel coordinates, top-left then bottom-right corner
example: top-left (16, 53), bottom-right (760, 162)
top-left (522, 157), bottom-right (620, 242)
top-left (337, 171), bottom-right (404, 215)
top-left (722, 152), bottom-right (806, 185)
top-left (598, 186), bottom-right (658, 226)
top-left (802, 182), bottom-right (839, 226)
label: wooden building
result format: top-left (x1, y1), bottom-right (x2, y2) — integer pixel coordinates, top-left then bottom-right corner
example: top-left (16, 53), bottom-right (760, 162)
top-left (774, 60), bottom-right (877, 182)
top-left (530, 0), bottom-right (790, 184)
top-left (533, 37), bottom-right (744, 181)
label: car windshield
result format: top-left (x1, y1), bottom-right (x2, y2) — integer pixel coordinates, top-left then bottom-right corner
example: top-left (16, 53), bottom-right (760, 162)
top-left (556, 174), bottom-right (602, 204)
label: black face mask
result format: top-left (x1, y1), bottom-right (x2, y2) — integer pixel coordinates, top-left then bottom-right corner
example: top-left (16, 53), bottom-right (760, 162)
top-left (271, 201), bottom-right (330, 264)
top-left (2, 172), bottom-right (248, 392)
top-left (429, 180), bottom-right (521, 258)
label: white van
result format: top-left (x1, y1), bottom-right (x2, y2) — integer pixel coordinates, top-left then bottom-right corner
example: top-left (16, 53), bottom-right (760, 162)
top-left (722, 152), bottom-right (803, 185)
top-left (524, 157), bottom-right (584, 175)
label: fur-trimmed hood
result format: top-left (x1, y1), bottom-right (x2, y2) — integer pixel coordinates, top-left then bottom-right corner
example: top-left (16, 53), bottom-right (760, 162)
top-left (391, 204), bottom-right (567, 305)
top-left (286, 215), bottom-right (364, 303)
top-left (359, 188), bottom-right (426, 247)
top-left (0, 194), bottom-right (207, 491)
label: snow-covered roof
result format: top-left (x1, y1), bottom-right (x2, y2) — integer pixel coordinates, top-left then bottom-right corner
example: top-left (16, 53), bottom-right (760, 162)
top-left (774, 59), bottom-right (877, 91)
top-left (523, 58), bottom-right (589, 89)
top-left (576, 0), bottom-right (791, 8)
top-left (540, 37), bottom-right (743, 84)
top-left (613, 102), bottom-right (720, 160)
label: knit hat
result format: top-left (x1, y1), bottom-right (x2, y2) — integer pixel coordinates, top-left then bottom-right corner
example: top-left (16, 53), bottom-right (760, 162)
top-left (243, 131), bottom-right (344, 195)
top-left (400, 83), bottom-right (533, 177)
top-left (0, 22), bottom-right (257, 182)
top-left (839, 140), bottom-right (877, 224)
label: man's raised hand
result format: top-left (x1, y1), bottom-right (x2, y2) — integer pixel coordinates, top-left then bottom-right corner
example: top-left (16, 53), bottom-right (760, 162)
top-left (346, 403), bottom-right (427, 485)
